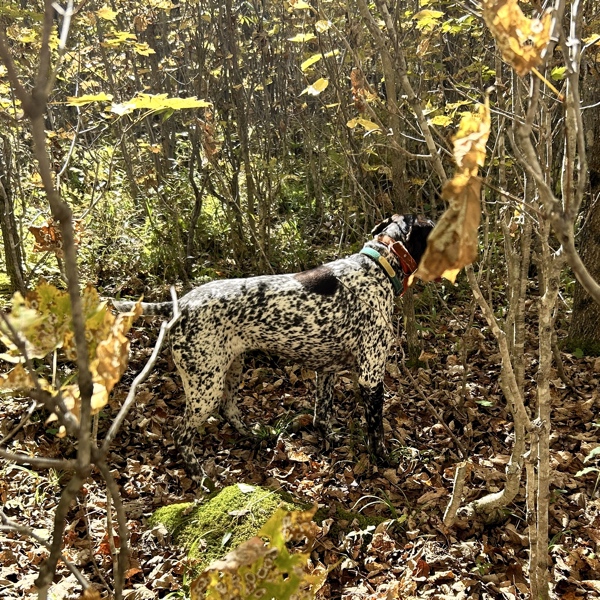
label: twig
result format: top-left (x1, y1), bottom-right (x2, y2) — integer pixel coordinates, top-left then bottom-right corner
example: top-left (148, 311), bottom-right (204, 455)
top-left (105, 476), bottom-right (119, 592)
top-left (399, 347), bottom-right (468, 459)
top-left (101, 287), bottom-right (181, 455)
top-left (0, 448), bottom-right (76, 470)
top-left (95, 459), bottom-right (129, 600)
top-left (0, 399), bottom-right (37, 445)
top-left (0, 509), bottom-right (90, 590)
top-left (79, 492), bottom-right (113, 594)
top-left (442, 461), bottom-right (470, 527)
top-left (36, 472), bottom-right (87, 597)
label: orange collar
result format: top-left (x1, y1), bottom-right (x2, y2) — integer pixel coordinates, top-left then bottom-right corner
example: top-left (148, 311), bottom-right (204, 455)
top-left (376, 234), bottom-right (418, 277)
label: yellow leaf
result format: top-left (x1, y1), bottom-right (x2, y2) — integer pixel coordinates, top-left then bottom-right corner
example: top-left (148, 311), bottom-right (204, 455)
top-left (288, 33), bottom-right (316, 43)
top-left (482, 0), bottom-right (552, 76)
top-left (452, 101), bottom-right (491, 173)
top-left (110, 102), bottom-right (137, 116)
top-left (413, 172), bottom-right (482, 282)
top-left (301, 53), bottom-right (323, 71)
top-left (103, 31), bottom-right (137, 46)
top-left (428, 114), bottom-right (453, 127)
top-left (133, 42), bottom-right (156, 56)
top-left (301, 49), bottom-right (338, 71)
top-left (96, 6), bottom-right (119, 20)
top-left (289, 0), bottom-right (312, 9)
top-left (0, 364), bottom-right (35, 390)
top-left (347, 118), bottom-right (381, 132)
top-left (300, 77), bottom-right (329, 96)
top-left (67, 93), bottom-right (114, 106)
top-left (111, 93), bottom-right (211, 115)
top-left (315, 20), bottom-right (331, 33)
top-left (413, 9), bottom-right (444, 31)
top-left (440, 268), bottom-right (461, 283)
top-left (583, 34), bottom-right (600, 45)
top-left (413, 9), bottom-right (444, 20)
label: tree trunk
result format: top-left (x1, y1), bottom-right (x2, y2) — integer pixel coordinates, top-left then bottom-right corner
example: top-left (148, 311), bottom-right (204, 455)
top-left (567, 62), bottom-right (600, 355)
top-left (568, 198), bottom-right (600, 354)
top-left (0, 137), bottom-right (25, 294)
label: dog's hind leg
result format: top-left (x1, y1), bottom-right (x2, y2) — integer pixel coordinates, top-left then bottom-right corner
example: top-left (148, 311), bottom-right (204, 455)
top-left (221, 355), bottom-right (247, 434)
top-left (313, 371), bottom-right (336, 440)
top-left (174, 367), bottom-right (228, 480)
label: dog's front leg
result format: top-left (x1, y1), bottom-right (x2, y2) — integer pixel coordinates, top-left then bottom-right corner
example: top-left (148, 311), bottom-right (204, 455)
top-left (360, 380), bottom-right (387, 461)
top-left (174, 420), bottom-right (203, 481)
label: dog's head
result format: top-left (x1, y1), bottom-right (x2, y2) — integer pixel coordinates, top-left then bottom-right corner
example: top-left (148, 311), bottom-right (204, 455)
top-left (371, 214), bottom-right (434, 266)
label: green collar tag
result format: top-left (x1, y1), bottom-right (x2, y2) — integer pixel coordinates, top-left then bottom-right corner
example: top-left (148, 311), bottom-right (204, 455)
top-left (360, 247), bottom-right (403, 295)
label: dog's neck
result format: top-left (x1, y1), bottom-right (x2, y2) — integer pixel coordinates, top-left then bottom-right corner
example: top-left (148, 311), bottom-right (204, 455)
top-left (361, 234), bottom-right (418, 296)
top-left (364, 235), bottom-right (417, 273)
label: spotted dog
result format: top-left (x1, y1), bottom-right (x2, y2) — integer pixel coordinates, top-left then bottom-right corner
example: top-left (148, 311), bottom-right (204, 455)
top-left (114, 215), bottom-right (434, 479)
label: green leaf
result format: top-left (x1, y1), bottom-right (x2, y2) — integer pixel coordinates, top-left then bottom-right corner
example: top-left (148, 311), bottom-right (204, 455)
top-left (476, 399), bottom-right (494, 407)
top-left (550, 66), bottom-right (567, 81)
top-left (576, 466), bottom-right (599, 477)
top-left (584, 446), bottom-right (600, 463)
top-left (573, 347), bottom-right (584, 359)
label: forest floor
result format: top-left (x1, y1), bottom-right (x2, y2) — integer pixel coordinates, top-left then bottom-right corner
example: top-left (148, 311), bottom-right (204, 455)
top-left (2, 288), bottom-right (600, 599)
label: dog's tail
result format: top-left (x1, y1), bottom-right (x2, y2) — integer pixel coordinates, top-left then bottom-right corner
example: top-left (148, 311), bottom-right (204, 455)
top-left (112, 300), bottom-right (174, 316)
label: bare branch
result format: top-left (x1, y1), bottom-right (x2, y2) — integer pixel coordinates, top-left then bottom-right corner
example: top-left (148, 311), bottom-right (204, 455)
top-left (0, 448), bottom-right (76, 470)
top-left (0, 510), bottom-right (90, 590)
top-left (95, 459), bottom-right (130, 600)
top-left (102, 288), bottom-right (181, 455)
top-left (35, 472), bottom-right (87, 594)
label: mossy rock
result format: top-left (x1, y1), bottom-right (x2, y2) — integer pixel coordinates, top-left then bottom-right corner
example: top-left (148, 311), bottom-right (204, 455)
top-left (148, 484), bottom-right (305, 571)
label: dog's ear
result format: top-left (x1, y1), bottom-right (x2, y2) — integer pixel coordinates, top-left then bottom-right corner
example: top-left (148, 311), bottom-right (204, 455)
top-left (371, 216), bottom-right (396, 237)
top-left (405, 217), bottom-right (435, 263)
top-left (372, 214), bottom-right (416, 240)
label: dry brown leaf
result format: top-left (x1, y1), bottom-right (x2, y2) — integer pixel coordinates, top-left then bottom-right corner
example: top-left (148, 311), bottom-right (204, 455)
top-left (482, 0), bottom-right (552, 76)
top-left (29, 218), bottom-right (83, 258)
top-left (414, 173), bottom-right (482, 283)
top-left (412, 100), bottom-right (490, 283)
top-left (0, 364), bottom-right (36, 390)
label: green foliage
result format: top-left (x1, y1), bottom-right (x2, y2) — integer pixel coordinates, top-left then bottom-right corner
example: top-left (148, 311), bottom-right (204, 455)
top-left (0, 282), bottom-right (140, 432)
top-left (190, 505), bottom-right (325, 600)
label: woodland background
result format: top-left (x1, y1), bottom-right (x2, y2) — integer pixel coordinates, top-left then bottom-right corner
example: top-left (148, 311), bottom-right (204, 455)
top-left (1, 0), bottom-right (600, 599)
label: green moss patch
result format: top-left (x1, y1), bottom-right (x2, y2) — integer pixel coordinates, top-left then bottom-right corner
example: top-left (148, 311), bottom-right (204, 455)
top-left (148, 484), bottom-right (304, 570)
